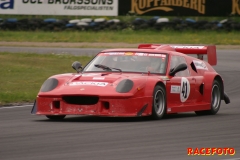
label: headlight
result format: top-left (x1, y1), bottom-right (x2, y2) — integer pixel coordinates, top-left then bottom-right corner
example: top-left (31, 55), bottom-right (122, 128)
top-left (116, 79), bottom-right (133, 93)
top-left (40, 78), bottom-right (58, 92)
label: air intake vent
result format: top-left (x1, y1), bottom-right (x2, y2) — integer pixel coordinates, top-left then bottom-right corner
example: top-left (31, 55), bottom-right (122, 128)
top-left (62, 96), bottom-right (99, 105)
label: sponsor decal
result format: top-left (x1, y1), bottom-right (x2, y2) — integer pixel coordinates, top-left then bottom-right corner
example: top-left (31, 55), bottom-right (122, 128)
top-left (22, 0), bottom-right (115, 11)
top-left (125, 52), bottom-right (134, 55)
top-left (167, 108), bottom-right (171, 112)
top-left (171, 46), bottom-right (205, 49)
top-left (135, 53), bottom-right (166, 57)
top-left (22, 0), bottom-right (43, 4)
top-left (180, 77), bottom-right (190, 102)
top-left (103, 52), bottom-right (125, 55)
top-left (0, 0), bottom-right (117, 16)
top-left (69, 81), bottom-right (108, 87)
top-left (64, 5), bottom-right (114, 11)
top-left (187, 147), bottom-right (236, 156)
top-left (134, 53), bottom-right (166, 57)
top-left (0, 0), bottom-right (14, 9)
top-left (171, 85), bottom-right (180, 93)
top-left (101, 52), bottom-right (166, 58)
top-left (21, 0), bottom-right (113, 5)
top-left (193, 60), bottom-right (208, 70)
top-left (82, 73), bottom-right (99, 76)
top-left (148, 53), bottom-right (165, 57)
top-left (135, 52), bottom-right (148, 56)
top-left (47, 0), bottom-right (113, 5)
top-left (131, 0), bottom-right (206, 15)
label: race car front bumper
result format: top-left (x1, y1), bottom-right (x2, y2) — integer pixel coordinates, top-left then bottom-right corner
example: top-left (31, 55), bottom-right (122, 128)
top-left (31, 96), bottom-right (152, 117)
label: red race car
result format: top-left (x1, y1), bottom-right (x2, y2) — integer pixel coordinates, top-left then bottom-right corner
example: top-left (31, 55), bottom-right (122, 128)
top-left (31, 44), bottom-right (230, 120)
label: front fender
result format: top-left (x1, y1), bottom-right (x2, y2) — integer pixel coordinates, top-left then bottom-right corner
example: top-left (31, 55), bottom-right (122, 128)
top-left (144, 77), bottom-right (167, 114)
top-left (144, 77), bottom-right (168, 96)
top-left (37, 74), bottom-right (78, 95)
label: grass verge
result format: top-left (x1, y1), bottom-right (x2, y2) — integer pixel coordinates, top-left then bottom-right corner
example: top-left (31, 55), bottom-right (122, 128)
top-left (0, 52), bottom-right (93, 106)
top-left (1, 30), bottom-right (240, 45)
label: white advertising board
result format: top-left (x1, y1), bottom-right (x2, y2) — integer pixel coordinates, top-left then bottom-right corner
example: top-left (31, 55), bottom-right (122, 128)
top-left (0, 0), bottom-right (118, 16)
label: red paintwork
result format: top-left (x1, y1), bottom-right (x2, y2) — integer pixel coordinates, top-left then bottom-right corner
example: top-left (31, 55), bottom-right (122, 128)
top-left (34, 44), bottom-right (225, 117)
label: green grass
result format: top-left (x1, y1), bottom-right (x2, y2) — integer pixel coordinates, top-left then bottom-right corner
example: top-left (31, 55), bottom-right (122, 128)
top-left (0, 52), bottom-right (93, 106)
top-left (1, 30), bottom-right (240, 45)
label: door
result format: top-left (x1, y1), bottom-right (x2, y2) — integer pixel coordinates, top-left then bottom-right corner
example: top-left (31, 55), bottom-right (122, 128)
top-left (166, 55), bottom-right (196, 112)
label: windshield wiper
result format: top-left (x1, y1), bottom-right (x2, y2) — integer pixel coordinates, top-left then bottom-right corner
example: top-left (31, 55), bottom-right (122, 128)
top-left (94, 64), bottom-right (122, 72)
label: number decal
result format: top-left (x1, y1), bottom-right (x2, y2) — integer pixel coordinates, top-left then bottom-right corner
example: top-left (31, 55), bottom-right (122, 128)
top-left (180, 77), bottom-right (190, 102)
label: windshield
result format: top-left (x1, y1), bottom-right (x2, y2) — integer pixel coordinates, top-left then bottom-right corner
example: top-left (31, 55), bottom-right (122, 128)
top-left (83, 52), bottom-right (168, 74)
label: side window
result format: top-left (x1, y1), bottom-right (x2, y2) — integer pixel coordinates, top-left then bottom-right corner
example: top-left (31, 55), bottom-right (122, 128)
top-left (170, 55), bottom-right (190, 77)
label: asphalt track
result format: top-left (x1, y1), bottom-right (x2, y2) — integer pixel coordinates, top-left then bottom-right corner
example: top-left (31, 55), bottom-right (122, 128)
top-left (1, 48), bottom-right (240, 160)
top-left (0, 46), bottom-right (102, 56)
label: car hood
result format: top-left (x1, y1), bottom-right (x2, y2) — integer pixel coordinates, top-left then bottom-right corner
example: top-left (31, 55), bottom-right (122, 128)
top-left (38, 72), bottom-right (165, 97)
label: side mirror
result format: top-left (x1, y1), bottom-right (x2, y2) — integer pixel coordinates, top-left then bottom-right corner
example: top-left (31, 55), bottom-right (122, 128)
top-left (72, 61), bottom-right (82, 73)
top-left (169, 63), bottom-right (187, 76)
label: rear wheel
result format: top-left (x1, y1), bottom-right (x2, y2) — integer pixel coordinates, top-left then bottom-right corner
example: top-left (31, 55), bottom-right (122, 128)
top-left (46, 115), bottom-right (66, 120)
top-left (151, 85), bottom-right (166, 120)
top-left (195, 80), bottom-right (221, 115)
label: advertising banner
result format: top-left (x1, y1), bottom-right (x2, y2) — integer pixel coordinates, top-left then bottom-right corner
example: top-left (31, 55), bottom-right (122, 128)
top-left (119, 0), bottom-right (240, 16)
top-left (0, 0), bottom-right (118, 16)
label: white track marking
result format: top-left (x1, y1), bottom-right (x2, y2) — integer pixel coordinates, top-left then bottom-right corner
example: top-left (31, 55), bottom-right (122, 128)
top-left (0, 105), bottom-right (32, 109)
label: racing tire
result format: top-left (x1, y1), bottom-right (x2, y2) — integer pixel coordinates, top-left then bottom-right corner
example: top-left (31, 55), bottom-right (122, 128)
top-left (195, 80), bottom-right (221, 115)
top-left (46, 115), bottom-right (66, 120)
top-left (151, 85), bottom-right (166, 120)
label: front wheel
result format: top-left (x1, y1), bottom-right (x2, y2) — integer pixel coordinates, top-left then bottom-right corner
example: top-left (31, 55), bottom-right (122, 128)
top-left (151, 85), bottom-right (166, 120)
top-left (46, 115), bottom-right (66, 120)
top-left (195, 80), bottom-right (221, 115)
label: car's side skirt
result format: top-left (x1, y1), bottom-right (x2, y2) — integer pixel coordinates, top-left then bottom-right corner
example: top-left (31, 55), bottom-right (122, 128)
top-left (166, 103), bottom-right (211, 114)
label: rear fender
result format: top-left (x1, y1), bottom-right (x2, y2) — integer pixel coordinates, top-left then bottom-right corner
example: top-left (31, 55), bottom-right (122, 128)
top-left (214, 75), bottom-right (230, 104)
top-left (203, 72), bottom-right (224, 103)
